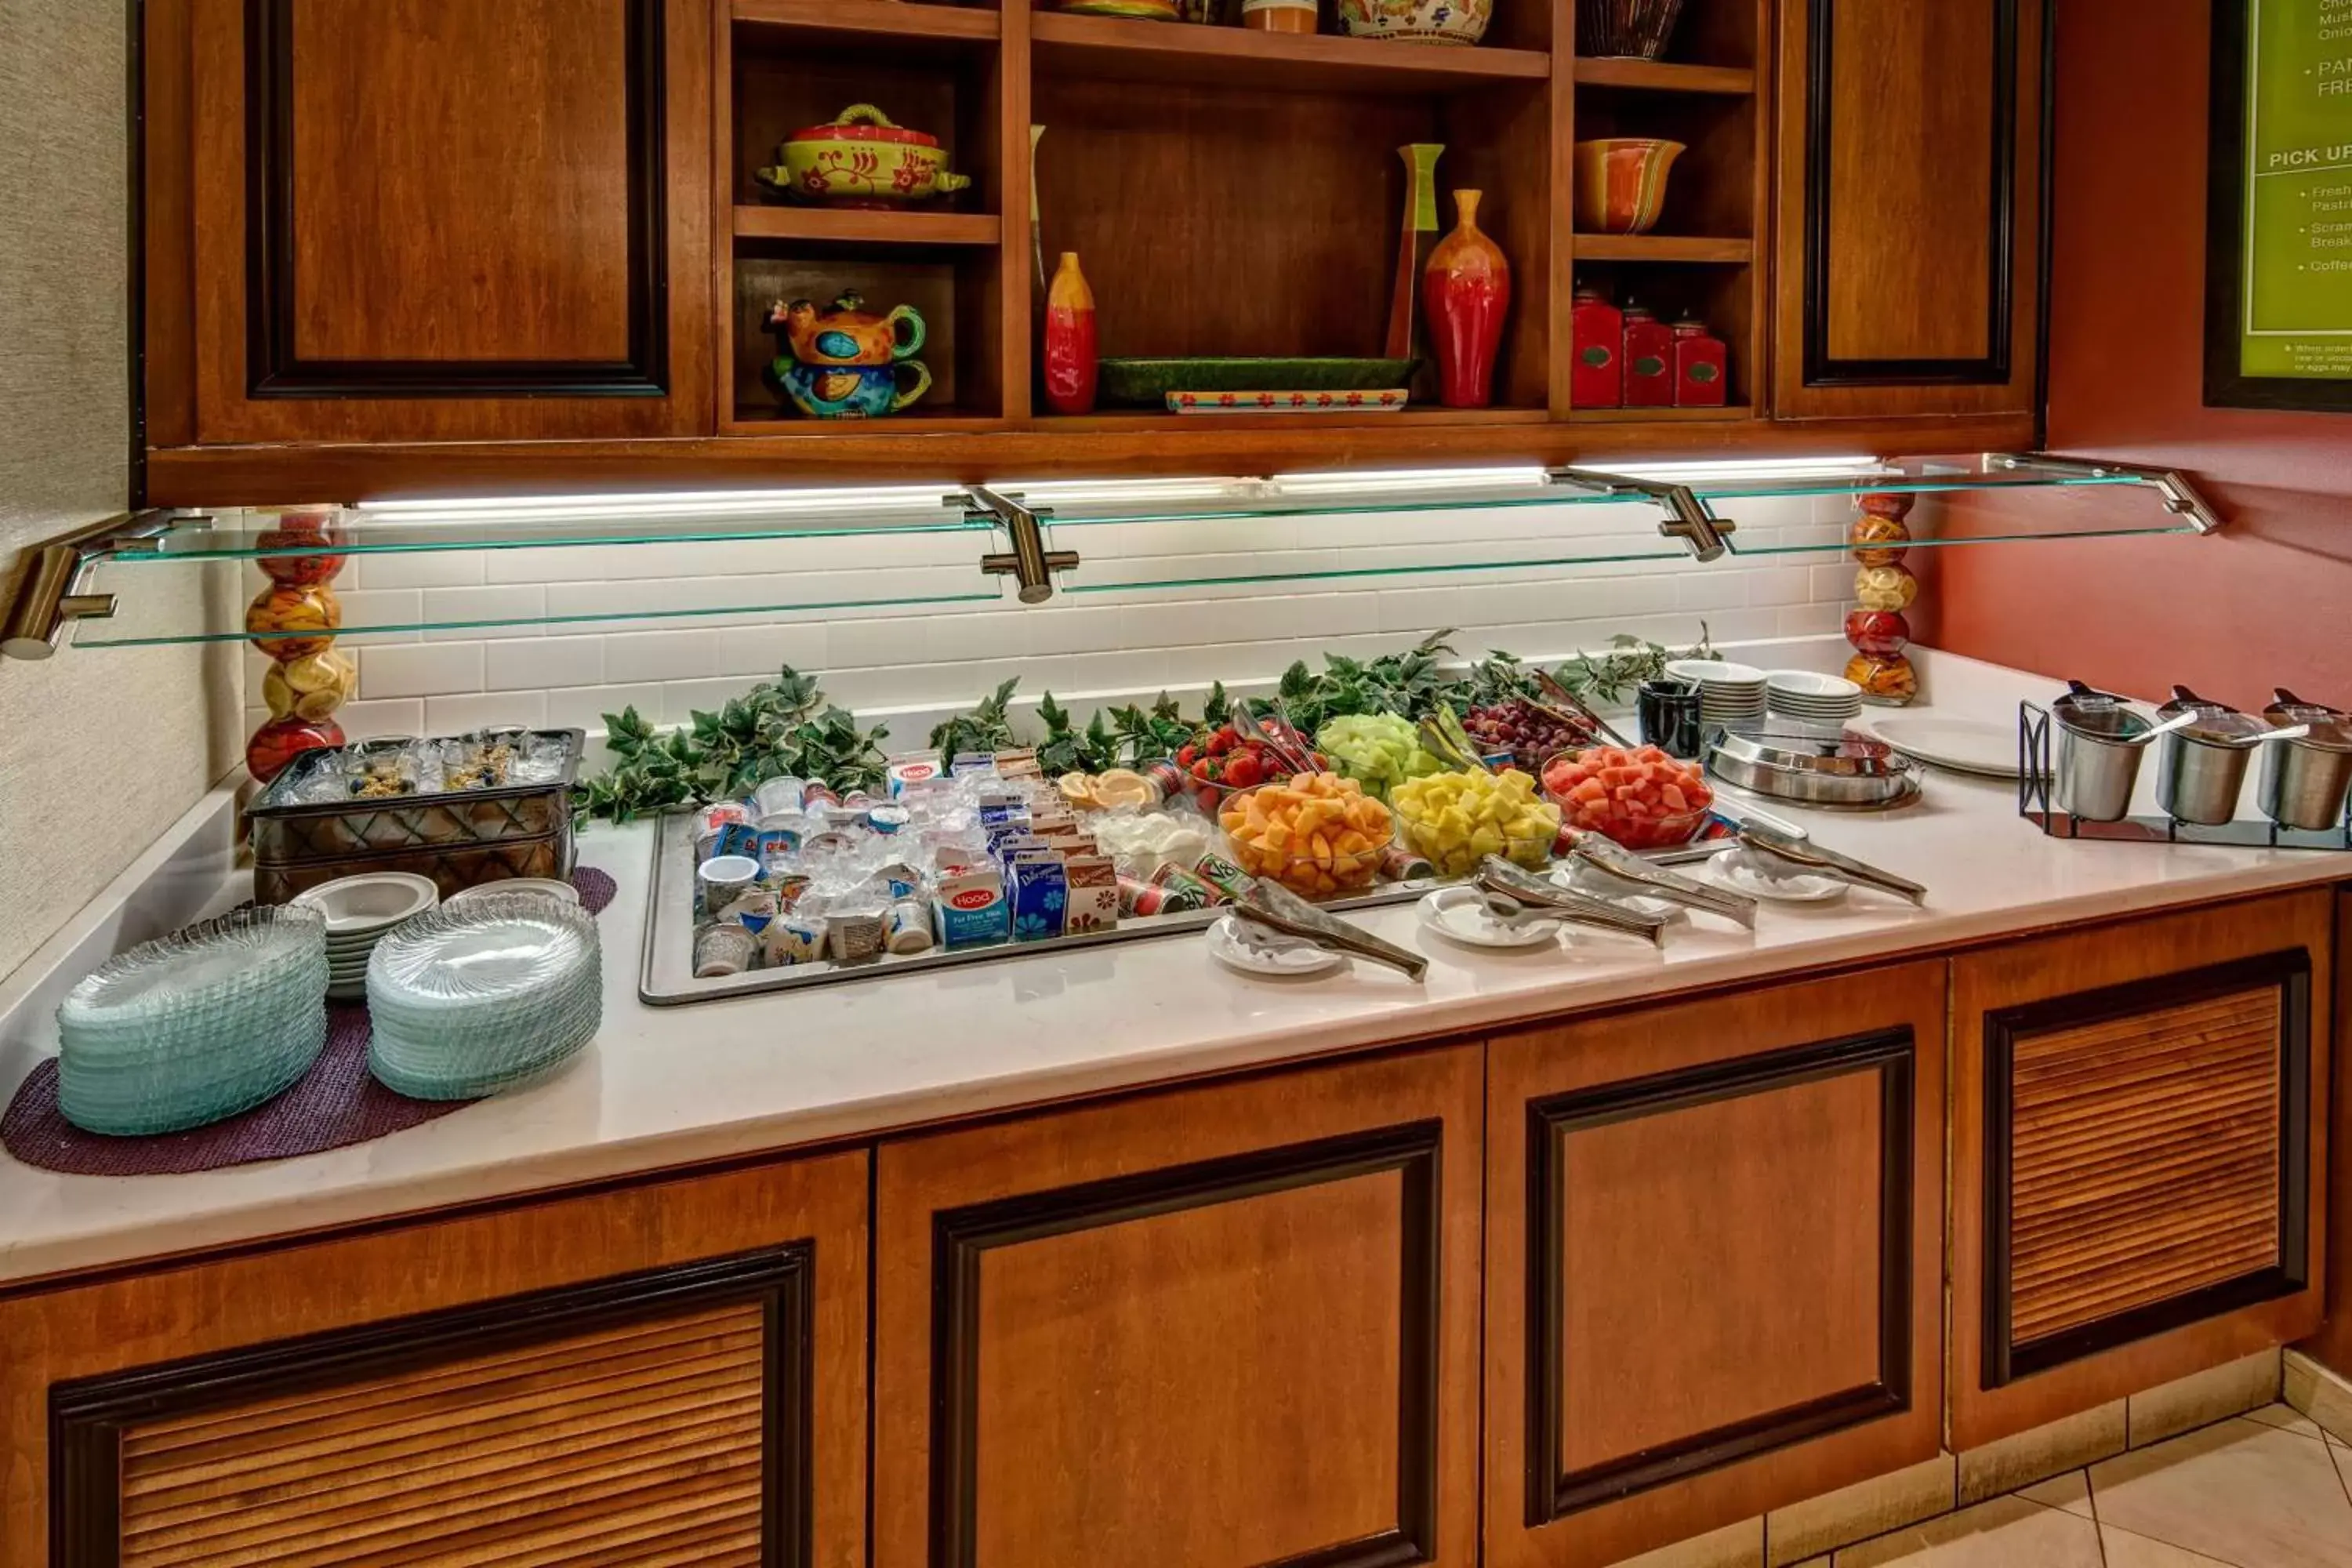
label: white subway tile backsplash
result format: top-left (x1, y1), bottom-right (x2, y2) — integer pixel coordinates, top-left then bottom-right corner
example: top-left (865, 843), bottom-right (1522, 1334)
top-left (486, 636), bottom-right (606, 692)
top-left (253, 490), bottom-right (1875, 742)
top-left (359, 642), bottom-right (484, 701)
top-left (352, 550), bottom-right (487, 591)
top-left (547, 683), bottom-right (664, 732)
top-left (424, 691), bottom-right (546, 735)
top-left (605, 630), bottom-right (718, 684)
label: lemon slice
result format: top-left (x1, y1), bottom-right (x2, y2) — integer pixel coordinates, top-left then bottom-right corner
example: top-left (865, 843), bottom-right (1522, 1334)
top-left (1091, 769), bottom-right (1158, 809)
top-left (1057, 771), bottom-right (1098, 808)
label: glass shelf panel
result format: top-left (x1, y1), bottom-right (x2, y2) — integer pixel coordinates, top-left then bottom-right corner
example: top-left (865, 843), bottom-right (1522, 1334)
top-left (101, 488), bottom-right (992, 564)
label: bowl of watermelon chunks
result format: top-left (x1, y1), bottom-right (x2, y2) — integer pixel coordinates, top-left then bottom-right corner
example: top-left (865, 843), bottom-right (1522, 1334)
top-left (1540, 743), bottom-right (1715, 851)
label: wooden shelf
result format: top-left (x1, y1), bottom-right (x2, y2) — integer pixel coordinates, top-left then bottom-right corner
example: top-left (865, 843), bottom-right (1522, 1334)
top-left (1038, 407), bottom-right (1552, 432)
top-left (1573, 57), bottom-right (1755, 95)
top-left (734, 206), bottom-right (1003, 247)
top-left (1571, 234), bottom-right (1755, 263)
top-left (731, 0), bottom-right (1001, 44)
top-left (1031, 13), bottom-right (1550, 93)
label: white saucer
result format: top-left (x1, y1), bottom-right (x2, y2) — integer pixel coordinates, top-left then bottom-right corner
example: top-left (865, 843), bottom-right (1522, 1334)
top-left (1417, 888), bottom-right (1561, 949)
top-left (291, 872), bottom-right (439, 933)
top-left (1707, 846), bottom-right (1847, 903)
top-left (1207, 915), bottom-right (1345, 977)
top-left (448, 877), bottom-right (583, 909)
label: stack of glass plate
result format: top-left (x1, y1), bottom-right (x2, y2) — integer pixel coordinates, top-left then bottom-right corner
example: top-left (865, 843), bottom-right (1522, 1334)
top-left (55, 906), bottom-right (330, 1135)
top-left (365, 894), bottom-right (601, 1100)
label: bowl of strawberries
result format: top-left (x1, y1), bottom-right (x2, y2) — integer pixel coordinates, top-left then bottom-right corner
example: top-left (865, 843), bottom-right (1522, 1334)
top-left (1174, 720), bottom-right (1327, 815)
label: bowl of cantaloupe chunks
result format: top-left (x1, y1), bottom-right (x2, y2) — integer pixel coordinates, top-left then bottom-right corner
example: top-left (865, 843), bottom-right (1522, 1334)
top-left (1217, 774), bottom-right (1394, 898)
top-left (1540, 744), bottom-right (1715, 851)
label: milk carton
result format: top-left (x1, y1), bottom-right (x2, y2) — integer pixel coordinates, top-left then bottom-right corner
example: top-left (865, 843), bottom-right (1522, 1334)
top-left (931, 858), bottom-right (1008, 950)
top-left (1008, 851), bottom-right (1069, 942)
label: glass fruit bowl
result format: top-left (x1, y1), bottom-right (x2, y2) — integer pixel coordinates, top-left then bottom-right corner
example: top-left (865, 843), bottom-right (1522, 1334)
top-left (1215, 775), bottom-right (1392, 899)
top-left (1388, 768), bottom-right (1561, 880)
top-left (1539, 744), bottom-right (1715, 851)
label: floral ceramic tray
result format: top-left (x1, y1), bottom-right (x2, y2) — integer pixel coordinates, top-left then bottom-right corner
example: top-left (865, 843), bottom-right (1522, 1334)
top-left (1167, 389), bottom-right (1409, 416)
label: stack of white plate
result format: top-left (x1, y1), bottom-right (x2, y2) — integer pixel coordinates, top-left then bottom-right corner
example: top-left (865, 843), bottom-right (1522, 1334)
top-left (1765, 670), bottom-right (1865, 725)
top-left (366, 894), bottom-right (602, 1101)
top-left (1664, 659), bottom-right (1769, 731)
top-left (54, 906), bottom-right (329, 1135)
top-left (293, 873), bottom-right (441, 1003)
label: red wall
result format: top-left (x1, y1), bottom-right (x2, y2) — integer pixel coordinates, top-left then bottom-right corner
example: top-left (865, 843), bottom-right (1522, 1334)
top-left (1933, 0), bottom-right (2352, 712)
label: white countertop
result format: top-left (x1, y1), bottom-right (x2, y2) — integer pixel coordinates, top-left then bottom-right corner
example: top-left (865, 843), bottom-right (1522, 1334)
top-left (1, 651), bottom-right (2344, 1287)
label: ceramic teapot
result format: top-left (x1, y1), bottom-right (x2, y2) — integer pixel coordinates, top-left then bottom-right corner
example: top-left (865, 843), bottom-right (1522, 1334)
top-left (775, 361), bottom-right (933, 419)
top-left (771, 292), bottom-right (927, 368)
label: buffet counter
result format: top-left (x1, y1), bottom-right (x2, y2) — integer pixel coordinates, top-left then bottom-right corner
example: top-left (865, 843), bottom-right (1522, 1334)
top-left (1, 652), bottom-right (2346, 1568)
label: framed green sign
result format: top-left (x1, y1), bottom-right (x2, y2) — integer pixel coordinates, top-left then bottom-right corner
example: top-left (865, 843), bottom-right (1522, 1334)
top-left (2206, 0), bottom-right (2352, 410)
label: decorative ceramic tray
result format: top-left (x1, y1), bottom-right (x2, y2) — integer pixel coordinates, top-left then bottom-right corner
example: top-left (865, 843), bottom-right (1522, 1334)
top-left (1097, 357), bottom-right (1419, 408)
top-left (1167, 389), bottom-right (1409, 416)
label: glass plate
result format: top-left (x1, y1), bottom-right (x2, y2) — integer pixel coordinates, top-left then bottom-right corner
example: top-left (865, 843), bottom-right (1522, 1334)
top-left (366, 896), bottom-right (597, 1014)
top-left (59, 906), bottom-right (327, 1029)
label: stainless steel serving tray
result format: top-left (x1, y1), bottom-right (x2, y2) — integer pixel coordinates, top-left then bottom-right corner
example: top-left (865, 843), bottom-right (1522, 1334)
top-left (637, 809), bottom-right (1743, 1006)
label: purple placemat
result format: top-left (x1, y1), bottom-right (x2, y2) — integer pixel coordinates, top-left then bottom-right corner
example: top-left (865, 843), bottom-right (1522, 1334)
top-left (1, 867), bottom-right (616, 1177)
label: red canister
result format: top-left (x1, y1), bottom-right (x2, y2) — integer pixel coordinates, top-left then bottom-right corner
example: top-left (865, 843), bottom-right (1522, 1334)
top-left (1569, 284), bottom-right (1624, 408)
top-left (1622, 303), bottom-right (1674, 408)
top-left (1671, 315), bottom-right (1729, 407)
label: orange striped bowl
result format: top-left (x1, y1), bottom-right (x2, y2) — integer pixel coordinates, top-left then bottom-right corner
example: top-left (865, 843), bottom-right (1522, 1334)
top-left (1572, 138), bottom-right (1686, 234)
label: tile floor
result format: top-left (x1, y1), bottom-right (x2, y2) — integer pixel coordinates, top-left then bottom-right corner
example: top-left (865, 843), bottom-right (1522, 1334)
top-left (1792, 1406), bottom-right (2352, 1566)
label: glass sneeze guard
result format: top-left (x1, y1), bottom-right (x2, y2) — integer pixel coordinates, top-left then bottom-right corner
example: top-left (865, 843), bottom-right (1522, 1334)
top-left (0, 456), bottom-right (2224, 655)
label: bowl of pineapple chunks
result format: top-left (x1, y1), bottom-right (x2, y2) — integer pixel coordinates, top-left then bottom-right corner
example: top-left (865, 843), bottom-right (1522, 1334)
top-left (1218, 773), bottom-right (1394, 898)
top-left (1390, 768), bottom-right (1563, 880)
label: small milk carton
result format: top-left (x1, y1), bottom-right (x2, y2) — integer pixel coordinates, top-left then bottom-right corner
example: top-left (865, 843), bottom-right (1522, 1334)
top-left (1007, 851), bottom-right (1069, 942)
top-left (931, 853), bottom-right (1008, 950)
top-left (1063, 856), bottom-right (1120, 935)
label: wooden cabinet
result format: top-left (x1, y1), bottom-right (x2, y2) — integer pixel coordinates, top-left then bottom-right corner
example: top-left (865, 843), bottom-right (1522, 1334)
top-left (871, 1044), bottom-right (1483, 1568)
top-left (1483, 963), bottom-right (1947, 1568)
top-left (1950, 891), bottom-right (2334, 1449)
top-left (1, 1151), bottom-right (869, 1567)
top-left (1769, 0), bottom-right (2045, 419)
top-left (148, 0), bottom-right (713, 446)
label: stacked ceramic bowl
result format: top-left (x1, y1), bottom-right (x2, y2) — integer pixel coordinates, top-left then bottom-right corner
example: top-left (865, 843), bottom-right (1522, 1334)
top-left (54, 905), bottom-right (330, 1134)
top-left (1664, 659), bottom-right (1769, 732)
top-left (292, 873), bottom-right (441, 1002)
top-left (365, 893), bottom-right (601, 1100)
top-left (1765, 670), bottom-right (1865, 726)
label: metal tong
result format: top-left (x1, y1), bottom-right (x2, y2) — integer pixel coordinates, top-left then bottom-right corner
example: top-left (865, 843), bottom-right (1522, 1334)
top-left (1235, 878), bottom-right (1429, 982)
top-left (1736, 822), bottom-right (1927, 906)
top-left (1533, 669), bottom-right (1635, 749)
top-left (1472, 857), bottom-right (1674, 947)
top-left (1566, 832), bottom-right (1759, 928)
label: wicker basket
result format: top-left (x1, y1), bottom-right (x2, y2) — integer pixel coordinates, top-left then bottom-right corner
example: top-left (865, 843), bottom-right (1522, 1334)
top-left (1576, 0), bottom-right (1686, 59)
top-left (248, 730), bottom-right (583, 904)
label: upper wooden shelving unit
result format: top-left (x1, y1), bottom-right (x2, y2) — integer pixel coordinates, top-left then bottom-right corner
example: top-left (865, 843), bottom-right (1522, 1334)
top-left (732, 0), bottom-right (1001, 44)
top-left (1572, 56), bottom-right (1755, 95)
top-left (1030, 12), bottom-right (1550, 92)
top-left (1572, 234), bottom-right (1754, 263)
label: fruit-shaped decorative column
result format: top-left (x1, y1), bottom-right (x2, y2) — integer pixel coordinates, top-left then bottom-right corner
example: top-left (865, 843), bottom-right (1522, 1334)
top-left (244, 508), bottom-right (356, 783)
top-left (1844, 492), bottom-right (1920, 707)
top-left (1421, 189), bottom-right (1510, 408)
top-left (1042, 252), bottom-right (1098, 415)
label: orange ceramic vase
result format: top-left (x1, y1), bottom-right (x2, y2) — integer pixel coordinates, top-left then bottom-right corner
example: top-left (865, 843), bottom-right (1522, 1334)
top-left (1421, 190), bottom-right (1511, 408)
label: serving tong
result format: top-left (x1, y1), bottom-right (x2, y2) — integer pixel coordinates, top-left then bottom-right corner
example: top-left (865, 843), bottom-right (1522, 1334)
top-left (1533, 670), bottom-right (1635, 749)
top-left (1734, 822), bottom-right (1926, 906)
top-left (1233, 878), bottom-right (1430, 982)
top-left (1564, 832), bottom-right (1759, 927)
top-left (1470, 857), bottom-right (1674, 946)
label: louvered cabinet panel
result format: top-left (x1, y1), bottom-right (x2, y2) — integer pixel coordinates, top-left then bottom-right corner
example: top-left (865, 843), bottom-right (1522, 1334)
top-left (22, 1152), bottom-right (870, 1568)
top-left (1951, 891), bottom-right (2332, 1451)
top-left (114, 1304), bottom-right (768, 1567)
top-left (2005, 989), bottom-right (2284, 1345)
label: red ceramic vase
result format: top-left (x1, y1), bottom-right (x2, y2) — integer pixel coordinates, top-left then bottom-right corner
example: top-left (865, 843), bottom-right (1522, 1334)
top-left (1422, 190), bottom-right (1511, 409)
top-left (1042, 252), bottom-right (1098, 416)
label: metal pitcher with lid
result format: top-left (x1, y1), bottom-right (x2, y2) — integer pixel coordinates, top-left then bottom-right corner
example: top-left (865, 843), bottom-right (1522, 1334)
top-left (2260, 689), bottom-right (2352, 832)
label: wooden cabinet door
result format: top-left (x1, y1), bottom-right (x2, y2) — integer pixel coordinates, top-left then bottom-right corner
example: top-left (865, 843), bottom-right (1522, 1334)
top-left (169, 0), bottom-right (713, 445)
top-left (1485, 963), bottom-right (1947, 1568)
top-left (1951, 891), bottom-right (2334, 1449)
top-left (873, 1045), bottom-right (1483, 1568)
top-left (1769, 0), bottom-right (2044, 419)
top-left (4, 1152), bottom-right (867, 1568)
